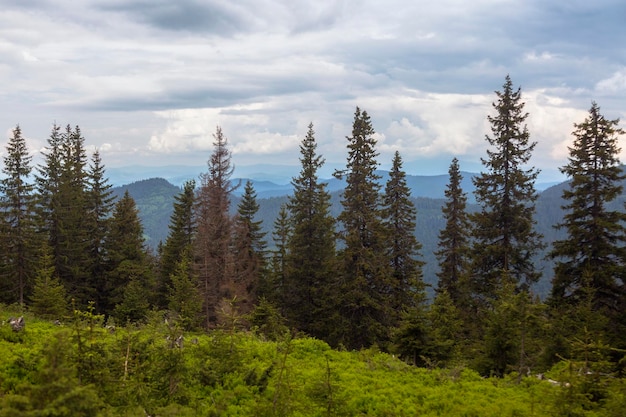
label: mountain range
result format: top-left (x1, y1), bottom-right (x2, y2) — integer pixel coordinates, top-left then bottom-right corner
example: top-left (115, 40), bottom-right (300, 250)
top-left (111, 167), bottom-right (621, 299)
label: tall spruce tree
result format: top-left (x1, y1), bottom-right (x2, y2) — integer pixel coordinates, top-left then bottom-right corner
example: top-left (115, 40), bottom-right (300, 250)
top-left (85, 151), bottom-right (115, 313)
top-left (435, 157), bottom-right (471, 308)
top-left (36, 125), bottom-right (92, 306)
top-left (382, 151), bottom-right (424, 323)
top-left (104, 190), bottom-right (153, 320)
top-left (159, 179), bottom-right (196, 309)
top-left (231, 180), bottom-right (267, 317)
top-left (333, 107), bottom-right (392, 349)
top-left (470, 76), bottom-right (543, 303)
top-left (35, 124), bottom-right (64, 285)
top-left (0, 125), bottom-right (39, 306)
top-left (194, 126), bottom-right (237, 328)
top-left (58, 125), bottom-right (91, 304)
top-left (284, 123), bottom-right (336, 340)
top-left (549, 102), bottom-right (626, 337)
top-left (264, 204), bottom-right (290, 305)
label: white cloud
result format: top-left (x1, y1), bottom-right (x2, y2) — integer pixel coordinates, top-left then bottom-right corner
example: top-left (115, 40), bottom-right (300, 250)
top-left (524, 90), bottom-right (587, 163)
top-left (148, 104), bottom-right (300, 162)
top-left (524, 51), bottom-right (554, 62)
top-left (149, 108), bottom-right (222, 153)
top-left (0, 0), bottom-right (623, 183)
top-left (595, 69), bottom-right (626, 95)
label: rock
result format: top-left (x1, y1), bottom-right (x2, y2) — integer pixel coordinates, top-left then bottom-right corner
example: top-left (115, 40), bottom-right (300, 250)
top-left (9, 316), bottom-right (25, 332)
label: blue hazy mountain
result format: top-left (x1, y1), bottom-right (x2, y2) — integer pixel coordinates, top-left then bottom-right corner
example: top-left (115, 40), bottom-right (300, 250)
top-left (107, 163), bottom-right (562, 198)
top-left (109, 163), bottom-right (568, 296)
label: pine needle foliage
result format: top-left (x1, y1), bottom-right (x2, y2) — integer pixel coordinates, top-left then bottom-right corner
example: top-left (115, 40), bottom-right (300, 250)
top-left (284, 123), bottom-right (336, 341)
top-left (435, 157), bottom-right (471, 308)
top-left (334, 107), bottom-right (393, 349)
top-left (470, 75), bottom-right (544, 303)
top-left (550, 102), bottom-right (626, 312)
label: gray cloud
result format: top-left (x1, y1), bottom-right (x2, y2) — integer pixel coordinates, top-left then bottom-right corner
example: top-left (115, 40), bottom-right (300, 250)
top-left (98, 0), bottom-right (256, 35)
top-left (0, 0), bottom-right (624, 183)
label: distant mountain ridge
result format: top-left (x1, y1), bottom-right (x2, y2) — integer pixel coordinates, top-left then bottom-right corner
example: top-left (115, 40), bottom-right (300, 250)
top-left (111, 166), bottom-right (625, 299)
top-left (107, 164), bottom-right (562, 192)
top-left (108, 167), bottom-right (571, 251)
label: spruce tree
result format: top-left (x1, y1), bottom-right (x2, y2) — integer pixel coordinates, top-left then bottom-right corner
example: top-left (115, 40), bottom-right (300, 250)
top-left (0, 125), bottom-right (39, 306)
top-left (85, 151), bottom-right (115, 313)
top-left (36, 124), bottom-right (64, 275)
top-left (104, 191), bottom-right (153, 320)
top-left (549, 102), bottom-right (626, 342)
top-left (470, 75), bottom-right (543, 303)
top-left (333, 107), bottom-right (392, 349)
top-left (382, 151), bottom-right (424, 324)
top-left (264, 204), bottom-right (290, 305)
top-left (57, 125), bottom-right (91, 304)
top-left (168, 249), bottom-right (203, 331)
top-left (427, 290), bottom-right (463, 367)
top-left (284, 123), bottom-right (337, 340)
top-left (194, 126), bottom-right (237, 328)
top-left (232, 180), bottom-right (267, 317)
top-left (29, 248), bottom-right (68, 320)
top-left (37, 125), bottom-right (92, 306)
top-left (435, 157), bottom-right (471, 308)
top-left (159, 179), bottom-right (196, 309)
top-left (479, 279), bottom-right (546, 377)
top-left (392, 297), bottom-right (430, 366)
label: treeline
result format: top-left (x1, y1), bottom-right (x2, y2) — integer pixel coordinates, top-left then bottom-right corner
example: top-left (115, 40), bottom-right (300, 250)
top-left (2, 76), bottom-right (626, 393)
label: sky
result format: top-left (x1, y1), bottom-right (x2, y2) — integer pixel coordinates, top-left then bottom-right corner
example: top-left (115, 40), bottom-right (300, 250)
top-left (1, 0), bottom-right (626, 185)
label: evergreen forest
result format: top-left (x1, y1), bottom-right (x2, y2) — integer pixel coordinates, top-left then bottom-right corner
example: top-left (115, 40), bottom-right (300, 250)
top-left (1, 76), bottom-right (626, 415)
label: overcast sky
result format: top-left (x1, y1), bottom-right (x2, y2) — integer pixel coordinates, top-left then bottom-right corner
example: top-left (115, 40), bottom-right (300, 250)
top-left (1, 0), bottom-right (625, 183)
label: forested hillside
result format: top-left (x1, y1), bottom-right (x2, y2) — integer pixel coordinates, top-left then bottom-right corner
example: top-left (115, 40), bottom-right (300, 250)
top-left (121, 174), bottom-right (626, 298)
top-left (2, 78), bottom-right (626, 415)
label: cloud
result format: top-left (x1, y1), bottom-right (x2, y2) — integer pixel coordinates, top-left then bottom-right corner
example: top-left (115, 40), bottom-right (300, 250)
top-left (595, 69), bottom-right (626, 95)
top-left (0, 0), bottom-right (624, 183)
top-left (99, 0), bottom-right (258, 35)
top-left (144, 82), bottom-right (585, 181)
top-left (523, 51), bottom-right (555, 62)
top-left (148, 104), bottom-right (300, 162)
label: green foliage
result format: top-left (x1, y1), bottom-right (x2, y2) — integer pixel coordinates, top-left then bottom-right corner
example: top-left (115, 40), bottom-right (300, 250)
top-left (232, 180), bottom-right (267, 315)
top-left (427, 289), bottom-right (463, 367)
top-left (435, 157), bottom-right (471, 308)
top-left (0, 125), bottom-right (39, 306)
top-left (2, 305), bottom-right (626, 416)
top-left (112, 275), bottom-right (151, 324)
top-left (283, 123), bottom-right (337, 341)
top-left (159, 179), bottom-right (196, 309)
top-left (6, 84), bottom-right (626, 417)
top-left (382, 151), bottom-right (425, 325)
top-left (85, 150), bottom-right (115, 314)
top-left (264, 204), bottom-right (290, 305)
top-left (29, 251), bottom-right (68, 320)
top-left (549, 102), bottom-right (626, 347)
top-left (54, 125), bottom-right (93, 306)
top-left (333, 107), bottom-right (393, 349)
top-left (392, 299), bottom-right (430, 366)
top-left (470, 75), bottom-right (544, 302)
top-left (105, 191), bottom-right (155, 319)
top-left (71, 304), bottom-right (111, 385)
top-left (168, 252), bottom-right (203, 331)
top-left (472, 279), bottom-right (548, 378)
top-left (248, 297), bottom-right (289, 341)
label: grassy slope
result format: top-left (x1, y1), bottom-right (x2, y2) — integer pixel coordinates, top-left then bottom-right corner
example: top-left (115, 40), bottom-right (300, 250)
top-left (0, 308), bottom-right (619, 416)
